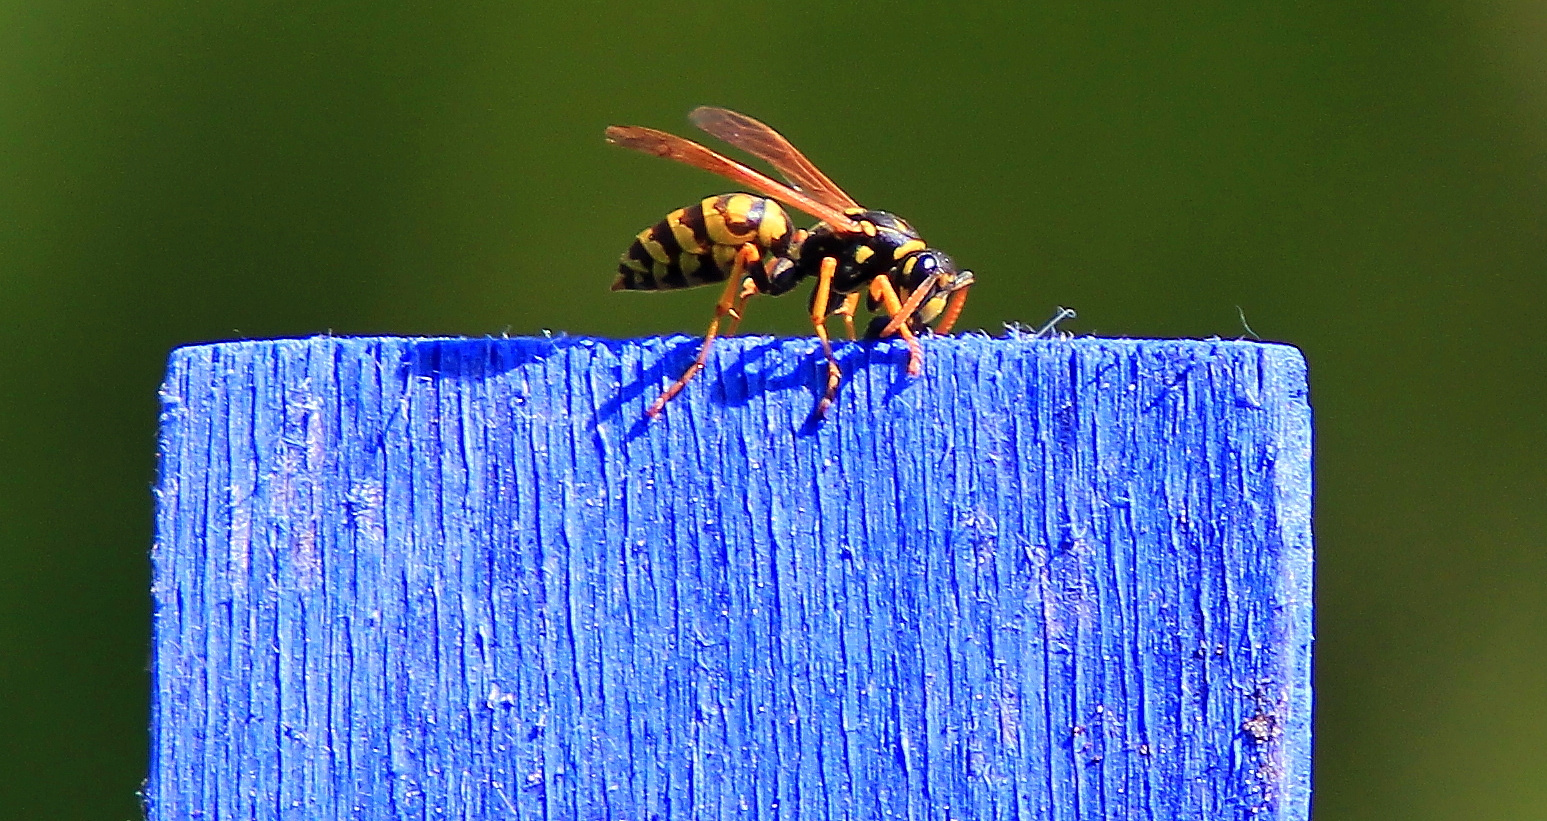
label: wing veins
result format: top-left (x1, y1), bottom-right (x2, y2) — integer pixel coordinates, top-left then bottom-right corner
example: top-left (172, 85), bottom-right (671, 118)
top-left (689, 107), bottom-right (863, 212)
top-left (606, 125), bottom-right (859, 231)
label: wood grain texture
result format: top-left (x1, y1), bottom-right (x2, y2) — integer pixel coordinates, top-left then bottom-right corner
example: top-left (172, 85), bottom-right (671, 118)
top-left (149, 334), bottom-right (1312, 820)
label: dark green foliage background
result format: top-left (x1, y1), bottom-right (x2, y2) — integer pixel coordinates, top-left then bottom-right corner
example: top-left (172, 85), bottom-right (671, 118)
top-left (3, 1), bottom-right (1544, 818)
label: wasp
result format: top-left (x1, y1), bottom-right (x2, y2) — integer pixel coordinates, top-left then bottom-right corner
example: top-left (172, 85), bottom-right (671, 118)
top-left (607, 107), bottom-right (974, 418)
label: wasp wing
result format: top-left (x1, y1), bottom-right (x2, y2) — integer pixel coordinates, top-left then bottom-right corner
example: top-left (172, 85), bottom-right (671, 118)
top-left (689, 107), bottom-right (863, 212)
top-left (606, 125), bottom-right (860, 232)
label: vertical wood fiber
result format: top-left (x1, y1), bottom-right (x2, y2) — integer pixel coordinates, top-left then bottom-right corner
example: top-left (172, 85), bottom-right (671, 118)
top-left (149, 334), bottom-right (1312, 820)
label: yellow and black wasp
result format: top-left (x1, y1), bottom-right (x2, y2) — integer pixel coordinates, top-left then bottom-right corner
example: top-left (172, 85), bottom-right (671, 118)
top-left (607, 107), bottom-right (974, 418)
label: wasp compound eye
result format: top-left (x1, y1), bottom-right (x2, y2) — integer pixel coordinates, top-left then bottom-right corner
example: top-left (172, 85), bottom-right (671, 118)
top-left (899, 250), bottom-right (960, 291)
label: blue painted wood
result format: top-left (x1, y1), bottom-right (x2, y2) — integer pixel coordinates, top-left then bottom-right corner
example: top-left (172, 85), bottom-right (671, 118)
top-left (149, 334), bottom-right (1312, 820)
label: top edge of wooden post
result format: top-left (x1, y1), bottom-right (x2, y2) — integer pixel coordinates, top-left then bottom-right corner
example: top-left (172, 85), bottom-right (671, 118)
top-left (166, 333), bottom-right (1306, 363)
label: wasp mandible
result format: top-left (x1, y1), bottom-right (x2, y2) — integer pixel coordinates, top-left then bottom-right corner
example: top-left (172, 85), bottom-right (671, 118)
top-left (607, 107), bottom-right (974, 418)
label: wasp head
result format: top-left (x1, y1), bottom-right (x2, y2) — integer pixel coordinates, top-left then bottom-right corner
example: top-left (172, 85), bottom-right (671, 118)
top-left (899, 250), bottom-right (974, 328)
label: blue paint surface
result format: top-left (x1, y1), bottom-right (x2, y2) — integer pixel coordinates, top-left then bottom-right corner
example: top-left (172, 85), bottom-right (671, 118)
top-left (149, 335), bottom-right (1312, 820)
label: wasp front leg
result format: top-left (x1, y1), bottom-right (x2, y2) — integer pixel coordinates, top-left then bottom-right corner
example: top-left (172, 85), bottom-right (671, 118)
top-left (870, 275), bottom-right (926, 377)
top-left (646, 243), bottom-right (760, 418)
top-left (877, 273), bottom-right (940, 340)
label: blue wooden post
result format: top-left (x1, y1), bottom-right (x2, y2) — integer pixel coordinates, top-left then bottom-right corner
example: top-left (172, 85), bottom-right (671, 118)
top-left (148, 335), bottom-right (1312, 820)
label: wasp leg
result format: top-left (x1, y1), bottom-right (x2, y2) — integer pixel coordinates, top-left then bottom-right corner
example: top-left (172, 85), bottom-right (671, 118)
top-left (871, 276), bottom-right (926, 377)
top-left (878, 273), bottom-right (940, 339)
top-left (646, 243), bottom-right (760, 418)
top-left (814, 286), bottom-right (858, 339)
top-left (724, 278), bottom-right (759, 336)
top-left (835, 292), bottom-right (861, 340)
top-left (866, 277), bottom-right (886, 312)
top-left (933, 286), bottom-right (971, 334)
top-left (809, 256), bottom-right (843, 417)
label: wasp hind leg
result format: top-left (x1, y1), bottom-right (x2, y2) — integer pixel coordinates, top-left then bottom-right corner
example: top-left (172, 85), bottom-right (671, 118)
top-left (646, 243), bottom-right (760, 419)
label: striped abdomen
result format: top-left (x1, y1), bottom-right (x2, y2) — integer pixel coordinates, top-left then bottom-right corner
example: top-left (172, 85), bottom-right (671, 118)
top-left (613, 193), bottom-right (793, 291)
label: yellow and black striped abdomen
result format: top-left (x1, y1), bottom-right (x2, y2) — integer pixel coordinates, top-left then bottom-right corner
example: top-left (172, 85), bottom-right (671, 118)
top-left (612, 193), bottom-right (793, 291)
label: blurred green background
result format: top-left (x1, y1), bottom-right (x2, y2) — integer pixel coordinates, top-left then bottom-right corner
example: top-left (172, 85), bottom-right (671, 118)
top-left (3, 0), bottom-right (1544, 818)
